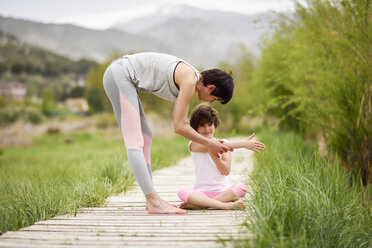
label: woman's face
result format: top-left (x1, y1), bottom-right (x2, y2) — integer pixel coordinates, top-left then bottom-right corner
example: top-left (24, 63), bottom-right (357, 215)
top-left (197, 122), bottom-right (215, 138)
top-left (197, 84), bottom-right (221, 103)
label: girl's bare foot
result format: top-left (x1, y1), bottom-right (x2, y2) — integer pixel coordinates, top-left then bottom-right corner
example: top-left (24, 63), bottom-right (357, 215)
top-left (224, 199), bottom-right (245, 210)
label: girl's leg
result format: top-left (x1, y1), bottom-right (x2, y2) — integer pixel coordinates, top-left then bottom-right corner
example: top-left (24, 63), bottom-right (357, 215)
top-left (187, 192), bottom-right (245, 210)
top-left (213, 189), bottom-right (238, 202)
top-left (213, 183), bottom-right (247, 202)
top-left (178, 188), bottom-right (244, 210)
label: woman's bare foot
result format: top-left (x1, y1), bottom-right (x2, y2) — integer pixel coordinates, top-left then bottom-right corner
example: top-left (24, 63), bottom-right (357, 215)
top-left (146, 203), bottom-right (179, 210)
top-left (146, 192), bottom-right (186, 214)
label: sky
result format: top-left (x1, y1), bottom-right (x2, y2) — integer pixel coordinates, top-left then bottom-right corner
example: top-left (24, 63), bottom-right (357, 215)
top-left (0, 0), bottom-right (301, 30)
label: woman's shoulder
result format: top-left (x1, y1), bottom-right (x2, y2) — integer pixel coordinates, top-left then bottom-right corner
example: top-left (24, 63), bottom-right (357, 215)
top-left (174, 62), bottom-right (199, 88)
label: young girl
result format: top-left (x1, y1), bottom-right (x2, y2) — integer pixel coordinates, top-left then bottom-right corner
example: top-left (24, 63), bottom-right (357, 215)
top-left (178, 104), bottom-right (265, 210)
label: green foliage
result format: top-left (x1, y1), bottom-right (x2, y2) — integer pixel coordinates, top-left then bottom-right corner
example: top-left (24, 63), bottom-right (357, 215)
top-left (85, 55), bottom-right (116, 113)
top-left (0, 130), bottom-right (189, 235)
top-left (251, 0), bottom-right (372, 183)
top-left (212, 52), bottom-right (258, 132)
top-left (0, 107), bottom-right (43, 126)
top-left (139, 92), bottom-right (175, 118)
top-left (70, 86), bottom-right (85, 98)
top-left (234, 129), bottom-right (371, 247)
top-left (41, 87), bottom-right (56, 116)
top-left (0, 96), bottom-right (5, 108)
top-left (86, 87), bottom-right (104, 114)
top-left (0, 108), bottom-right (19, 126)
top-left (24, 109), bottom-right (42, 124)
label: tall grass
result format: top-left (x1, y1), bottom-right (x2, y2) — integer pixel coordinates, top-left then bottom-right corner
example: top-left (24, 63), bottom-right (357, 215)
top-left (250, 0), bottom-right (371, 183)
top-left (235, 129), bottom-right (371, 247)
top-left (0, 130), bottom-right (188, 235)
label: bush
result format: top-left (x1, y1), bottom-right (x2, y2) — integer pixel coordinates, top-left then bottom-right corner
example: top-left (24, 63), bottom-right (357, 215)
top-left (25, 109), bottom-right (43, 124)
top-left (41, 87), bottom-right (56, 116)
top-left (0, 107), bottom-right (43, 126)
top-left (0, 108), bottom-right (19, 126)
top-left (86, 87), bottom-right (104, 114)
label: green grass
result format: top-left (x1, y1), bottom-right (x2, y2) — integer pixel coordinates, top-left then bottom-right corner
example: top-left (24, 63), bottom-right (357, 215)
top-left (234, 129), bottom-right (372, 248)
top-left (0, 130), bottom-right (189, 235)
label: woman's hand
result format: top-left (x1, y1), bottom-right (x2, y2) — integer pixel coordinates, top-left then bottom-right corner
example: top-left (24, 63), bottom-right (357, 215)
top-left (208, 138), bottom-right (232, 157)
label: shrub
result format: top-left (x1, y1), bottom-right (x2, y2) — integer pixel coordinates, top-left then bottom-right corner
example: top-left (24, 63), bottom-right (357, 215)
top-left (0, 108), bottom-right (19, 126)
top-left (25, 109), bottom-right (43, 124)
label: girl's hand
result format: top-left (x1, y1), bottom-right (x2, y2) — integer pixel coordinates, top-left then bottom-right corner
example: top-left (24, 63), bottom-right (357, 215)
top-left (245, 133), bottom-right (266, 153)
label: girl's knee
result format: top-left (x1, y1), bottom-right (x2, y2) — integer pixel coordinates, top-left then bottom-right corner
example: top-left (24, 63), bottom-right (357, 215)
top-left (231, 183), bottom-right (247, 198)
top-left (177, 188), bottom-right (192, 203)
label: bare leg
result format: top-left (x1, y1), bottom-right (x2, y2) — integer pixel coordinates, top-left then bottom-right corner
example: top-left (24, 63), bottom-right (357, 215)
top-left (146, 192), bottom-right (187, 214)
top-left (187, 192), bottom-right (245, 210)
top-left (213, 189), bottom-right (239, 202)
top-left (179, 202), bottom-right (205, 210)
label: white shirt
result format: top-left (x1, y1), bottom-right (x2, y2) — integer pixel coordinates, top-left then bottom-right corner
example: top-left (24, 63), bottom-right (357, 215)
top-left (189, 140), bottom-right (231, 192)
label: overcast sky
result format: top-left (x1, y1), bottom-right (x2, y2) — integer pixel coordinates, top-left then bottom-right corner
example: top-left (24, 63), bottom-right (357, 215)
top-left (0, 0), bottom-right (301, 29)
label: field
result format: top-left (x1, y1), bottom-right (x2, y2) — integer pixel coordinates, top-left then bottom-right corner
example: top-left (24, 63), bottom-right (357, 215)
top-left (0, 129), bottom-right (189, 235)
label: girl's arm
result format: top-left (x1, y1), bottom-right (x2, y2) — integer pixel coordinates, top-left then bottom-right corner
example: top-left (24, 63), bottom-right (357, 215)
top-left (223, 134), bottom-right (266, 153)
top-left (208, 149), bottom-right (231, 176)
top-left (190, 140), bottom-right (231, 175)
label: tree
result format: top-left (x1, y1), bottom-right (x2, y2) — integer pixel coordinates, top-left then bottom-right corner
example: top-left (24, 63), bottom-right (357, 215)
top-left (41, 86), bottom-right (56, 116)
top-left (86, 87), bottom-right (104, 114)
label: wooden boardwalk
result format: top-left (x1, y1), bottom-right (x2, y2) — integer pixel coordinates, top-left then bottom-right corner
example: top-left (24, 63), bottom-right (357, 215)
top-left (0, 145), bottom-right (253, 248)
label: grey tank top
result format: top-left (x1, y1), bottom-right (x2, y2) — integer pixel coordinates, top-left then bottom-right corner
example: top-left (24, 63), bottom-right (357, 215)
top-left (120, 52), bottom-right (200, 101)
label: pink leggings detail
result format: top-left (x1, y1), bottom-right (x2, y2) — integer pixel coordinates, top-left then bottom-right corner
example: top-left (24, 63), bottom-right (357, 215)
top-left (177, 183), bottom-right (247, 203)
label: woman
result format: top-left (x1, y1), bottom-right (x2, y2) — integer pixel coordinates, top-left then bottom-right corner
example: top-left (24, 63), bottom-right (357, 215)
top-left (103, 52), bottom-right (234, 214)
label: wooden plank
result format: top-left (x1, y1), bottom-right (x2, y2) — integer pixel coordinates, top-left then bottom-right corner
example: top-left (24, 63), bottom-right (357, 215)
top-left (0, 240), bottom-right (222, 248)
top-left (22, 226), bottom-right (243, 233)
top-left (2, 231), bottom-right (251, 240)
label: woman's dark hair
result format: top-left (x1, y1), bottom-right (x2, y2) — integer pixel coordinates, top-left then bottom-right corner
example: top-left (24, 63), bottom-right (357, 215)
top-left (190, 103), bottom-right (220, 131)
top-left (201, 69), bottom-right (234, 104)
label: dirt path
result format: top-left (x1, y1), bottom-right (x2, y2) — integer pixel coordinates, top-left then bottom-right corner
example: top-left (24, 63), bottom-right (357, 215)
top-left (0, 138), bottom-right (254, 247)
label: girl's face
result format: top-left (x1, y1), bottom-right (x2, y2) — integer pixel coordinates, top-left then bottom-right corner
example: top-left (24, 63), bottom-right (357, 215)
top-left (197, 122), bottom-right (215, 139)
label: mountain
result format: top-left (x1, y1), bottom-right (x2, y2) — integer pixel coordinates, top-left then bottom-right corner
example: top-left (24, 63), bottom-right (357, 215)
top-left (0, 30), bottom-right (96, 77)
top-left (0, 5), bottom-right (279, 67)
top-left (112, 5), bottom-right (278, 67)
top-left (0, 15), bottom-right (169, 62)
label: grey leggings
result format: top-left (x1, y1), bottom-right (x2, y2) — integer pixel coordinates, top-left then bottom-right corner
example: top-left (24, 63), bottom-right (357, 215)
top-left (103, 58), bottom-right (154, 195)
